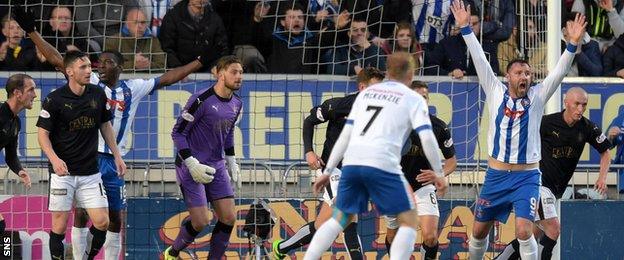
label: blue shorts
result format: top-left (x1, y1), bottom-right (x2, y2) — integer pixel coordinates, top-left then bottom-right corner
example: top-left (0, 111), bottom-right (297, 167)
top-left (475, 168), bottom-right (540, 223)
top-left (98, 154), bottom-right (126, 211)
top-left (335, 165), bottom-right (415, 215)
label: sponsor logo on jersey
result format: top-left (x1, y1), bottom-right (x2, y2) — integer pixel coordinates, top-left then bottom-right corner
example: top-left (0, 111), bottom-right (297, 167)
top-left (39, 109), bottom-right (50, 119)
top-left (444, 138), bottom-right (453, 148)
top-left (181, 110), bottom-right (195, 122)
top-left (596, 133), bottom-right (607, 143)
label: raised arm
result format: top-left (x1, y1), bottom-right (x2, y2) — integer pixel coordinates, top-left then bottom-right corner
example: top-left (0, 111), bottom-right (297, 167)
top-left (451, 0), bottom-right (499, 94)
top-left (538, 13), bottom-right (587, 102)
top-left (156, 59), bottom-right (203, 89)
top-left (12, 5), bottom-right (64, 70)
top-left (600, 0), bottom-right (624, 37)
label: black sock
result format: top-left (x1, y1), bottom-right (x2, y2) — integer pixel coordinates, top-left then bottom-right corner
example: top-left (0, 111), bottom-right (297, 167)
top-left (540, 235), bottom-right (557, 260)
top-left (49, 231), bottom-right (65, 260)
top-left (278, 221), bottom-right (316, 254)
top-left (170, 221), bottom-right (200, 257)
top-left (86, 226), bottom-right (107, 260)
top-left (0, 219), bottom-right (5, 235)
top-left (385, 238), bottom-right (391, 256)
top-left (343, 222), bottom-right (363, 260)
top-left (423, 243), bottom-right (439, 260)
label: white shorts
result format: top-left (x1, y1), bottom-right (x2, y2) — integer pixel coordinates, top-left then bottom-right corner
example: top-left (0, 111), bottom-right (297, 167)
top-left (535, 186), bottom-right (558, 221)
top-left (48, 173), bottom-right (109, 211)
top-left (383, 184), bottom-right (439, 229)
top-left (320, 168), bottom-right (341, 206)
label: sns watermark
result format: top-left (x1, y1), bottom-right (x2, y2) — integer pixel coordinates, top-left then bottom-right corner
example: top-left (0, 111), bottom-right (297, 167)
top-left (2, 235), bottom-right (10, 257)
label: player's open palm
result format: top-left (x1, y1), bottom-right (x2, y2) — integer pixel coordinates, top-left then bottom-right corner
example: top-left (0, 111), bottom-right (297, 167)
top-left (18, 170), bottom-right (31, 189)
top-left (115, 157), bottom-right (127, 177)
top-left (51, 157), bottom-right (68, 176)
top-left (313, 174), bottom-right (330, 195)
top-left (566, 13), bottom-right (587, 45)
top-left (450, 0), bottom-right (471, 28)
top-left (434, 177), bottom-right (448, 197)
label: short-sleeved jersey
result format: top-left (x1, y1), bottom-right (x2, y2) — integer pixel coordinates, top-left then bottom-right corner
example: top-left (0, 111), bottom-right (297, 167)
top-left (37, 84), bottom-right (112, 175)
top-left (540, 111), bottom-right (611, 198)
top-left (172, 87), bottom-right (243, 168)
top-left (461, 25), bottom-right (576, 164)
top-left (412, 0), bottom-right (453, 44)
top-left (342, 80), bottom-right (432, 174)
top-left (0, 102), bottom-right (23, 174)
top-left (309, 93), bottom-right (358, 163)
top-left (401, 115), bottom-right (455, 190)
top-left (90, 73), bottom-right (159, 156)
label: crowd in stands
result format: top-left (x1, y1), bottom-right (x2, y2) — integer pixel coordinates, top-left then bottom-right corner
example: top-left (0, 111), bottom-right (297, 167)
top-left (0, 0), bottom-right (623, 79)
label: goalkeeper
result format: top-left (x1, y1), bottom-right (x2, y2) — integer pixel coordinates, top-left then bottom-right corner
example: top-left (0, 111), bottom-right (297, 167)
top-left (164, 56), bottom-right (244, 260)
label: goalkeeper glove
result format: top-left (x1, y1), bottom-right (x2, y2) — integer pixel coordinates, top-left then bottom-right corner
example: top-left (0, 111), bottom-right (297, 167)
top-left (225, 155), bottom-right (241, 189)
top-left (184, 157), bottom-right (215, 184)
top-left (12, 5), bottom-right (36, 33)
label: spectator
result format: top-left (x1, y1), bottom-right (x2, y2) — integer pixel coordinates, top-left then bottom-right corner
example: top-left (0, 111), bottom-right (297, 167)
top-left (0, 15), bottom-right (42, 71)
top-left (425, 13), bottom-right (489, 79)
top-left (572, 0), bottom-right (624, 50)
top-left (470, 0), bottom-right (515, 76)
top-left (561, 12), bottom-right (603, 76)
top-left (159, 0), bottom-right (228, 71)
top-left (213, 0), bottom-right (271, 73)
top-left (525, 17), bottom-right (547, 77)
top-left (606, 107), bottom-right (624, 193)
top-left (74, 0), bottom-right (140, 52)
top-left (41, 6), bottom-right (89, 55)
top-left (410, 0), bottom-right (455, 51)
top-left (135, 0), bottom-right (182, 37)
top-left (304, 0), bottom-right (341, 31)
top-left (258, 3), bottom-right (349, 74)
top-left (381, 22), bottom-right (423, 74)
top-left (326, 18), bottom-right (386, 75)
top-left (497, 26), bottom-right (521, 73)
top-left (104, 8), bottom-right (166, 73)
top-left (603, 33), bottom-right (624, 77)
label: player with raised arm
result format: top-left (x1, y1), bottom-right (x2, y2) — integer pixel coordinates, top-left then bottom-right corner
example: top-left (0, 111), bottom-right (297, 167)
top-left (450, 1), bottom-right (587, 259)
top-left (303, 52), bottom-right (448, 260)
top-left (384, 81), bottom-right (457, 260)
top-left (11, 5), bottom-right (210, 259)
top-left (496, 87), bottom-right (612, 260)
top-left (0, 74), bottom-right (36, 235)
top-left (272, 68), bottom-right (384, 260)
top-left (163, 55), bottom-right (243, 260)
top-left (37, 50), bottom-right (127, 260)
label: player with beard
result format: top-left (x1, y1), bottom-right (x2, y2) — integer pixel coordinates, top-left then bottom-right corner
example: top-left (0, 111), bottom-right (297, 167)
top-left (495, 87), bottom-right (611, 260)
top-left (11, 5), bottom-right (210, 259)
top-left (451, 1), bottom-right (587, 259)
top-left (164, 56), bottom-right (244, 260)
top-left (0, 74), bottom-right (36, 235)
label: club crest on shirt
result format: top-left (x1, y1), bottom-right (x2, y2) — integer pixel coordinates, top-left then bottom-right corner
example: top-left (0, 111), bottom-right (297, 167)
top-left (520, 97), bottom-right (531, 107)
top-left (181, 110), bottom-right (194, 122)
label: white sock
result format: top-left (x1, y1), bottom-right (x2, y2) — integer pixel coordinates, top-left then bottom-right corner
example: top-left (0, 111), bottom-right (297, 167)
top-left (71, 227), bottom-right (89, 260)
top-left (519, 235), bottom-right (538, 260)
top-left (104, 231), bottom-right (121, 260)
top-left (303, 218), bottom-right (343, 260)
top-left (469, 235), bottom-right (489, 260)
top-left (389, 226), bottom-right (416, 260)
